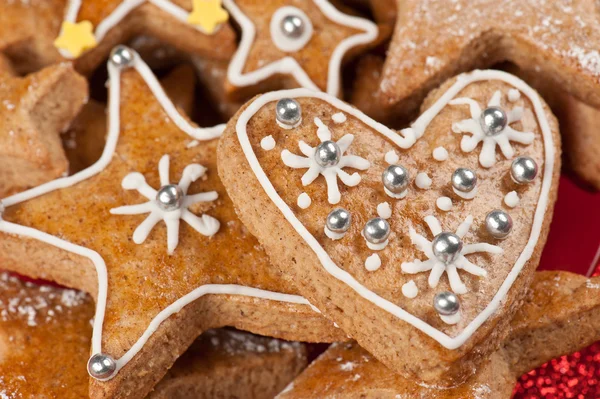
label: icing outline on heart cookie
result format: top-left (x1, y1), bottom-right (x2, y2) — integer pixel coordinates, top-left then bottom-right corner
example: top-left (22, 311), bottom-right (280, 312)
top-left (224, 0), bottom-right (378, 97)
top-left (234, 69), bottom-right (555, 349)
top-left (0, 50), bottom-right (319, 380)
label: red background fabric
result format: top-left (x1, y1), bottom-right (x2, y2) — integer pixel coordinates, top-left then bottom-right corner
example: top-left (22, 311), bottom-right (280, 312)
top-left (514, 175), bottom-right (600, 398)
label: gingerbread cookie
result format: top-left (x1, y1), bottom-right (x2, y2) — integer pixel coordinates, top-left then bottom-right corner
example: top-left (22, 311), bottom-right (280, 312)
top-left (0, 47), bottom-right (343, 399)
top-left (551, 96), bottom-right (600, 190)
top-left (0, 0), bottom-right (67, 74)
top-left (0, 61), bottom-right (87, 197)
top-left (371, 0), bottom-right (600, 124)
top-left (63, 63), bottom-right (198, 174)
top-left (220, 0), bottom-right (378, 100)
top-left (192, 56), bottom-right (245, 119)
top-left (0, 0), bottom-right (235, 75)
top-left (218, 70), bottom-right (561, 385)
top-left (276, 271), bottom-right (600, 398)
top-left (504, 64), bottom-right (600, 190)
top-left (0, 273), bottom-right (92, 398)
top-left (0, 273), bottom-right (308, 399)
top-left (150, 329), bottom-right (308, 399)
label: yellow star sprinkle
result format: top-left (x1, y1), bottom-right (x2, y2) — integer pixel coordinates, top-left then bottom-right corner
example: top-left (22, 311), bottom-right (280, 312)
top-left (188, 0), bottom-right (229, 34)
top-left (53, 21), bottom-right (97, 58)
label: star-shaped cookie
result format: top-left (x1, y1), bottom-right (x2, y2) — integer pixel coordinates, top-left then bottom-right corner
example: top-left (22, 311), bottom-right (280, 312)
top-left (277, 271), bottom-right (600, 398)
top-left (377, 0), bottom-right (600, 121)
top-left (0, 273), bottom-right (308, 399)
top-left (221, 0), bottom-right (378, 99)
top-left (0, 48), bottom-right (342, 399)
top-left (0, 0), bottom-right (236, 75)
top-left (0, 61), bottom-right (87, 197)
top-left (219, 70), bottom-right (561, 385)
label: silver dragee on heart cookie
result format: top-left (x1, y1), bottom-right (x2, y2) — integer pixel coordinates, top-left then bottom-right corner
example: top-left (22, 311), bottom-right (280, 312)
top-left (217, 69), bottom-right (561, 386)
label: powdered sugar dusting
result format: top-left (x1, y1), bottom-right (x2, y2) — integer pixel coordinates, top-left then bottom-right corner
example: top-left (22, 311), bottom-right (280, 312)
top-left (0, 273), bottom-right (88, 327)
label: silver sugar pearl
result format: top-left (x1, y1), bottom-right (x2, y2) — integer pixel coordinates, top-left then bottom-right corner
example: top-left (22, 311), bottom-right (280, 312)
top-left (363, 217), bottom-right (390, 244)
top-left (314, 140), bottom-right (341, 168)
top-left (480, 106), bottom-right (508, 136)
top-left (156, 184), bottom-right (184, 212)
top-left (485, 209), bottom-right (513, 239)
top-left (433, 291), bottom-right (460, 316)
top-left (451, 168), bottom-right (477, 193)
top-left (280, 14), bottom-right (305, 38)
top-left (432, 232), bottom-right (463, 264)
top-left (326, 208), bottom-right (351, 233)
top-left (510, 156), bottom-right (538, 184)
top-left (109, 45), bottom-right (134, 69)
top-left (88, 353), bottom-right (117, 380)
top-left (275, 98), bottom-right (302, 127)
top-left (382, 165), bottom-right (409, 194)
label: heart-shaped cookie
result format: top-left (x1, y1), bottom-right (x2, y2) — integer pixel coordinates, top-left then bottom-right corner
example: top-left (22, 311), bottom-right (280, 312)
top-left (218, 70), bottom-right (561, 385)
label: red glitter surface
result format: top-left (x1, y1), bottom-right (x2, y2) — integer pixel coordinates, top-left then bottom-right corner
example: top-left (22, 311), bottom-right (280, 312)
top-left (514, 176), bottom-right (600, 399)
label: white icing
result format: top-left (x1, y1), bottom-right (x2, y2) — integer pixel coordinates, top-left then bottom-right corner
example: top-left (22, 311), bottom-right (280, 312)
top-left (450, 90), bottom-right (534, 168)
top-left (260, 135), bottom-right (276, 150)
top-left (233, 68), bottom-right (556, 350)
top-left (269, 6), bottom-right (313, 53)
top-left (508, 89), bottom-right (521, 102)
top-left (0, 51), bottom-right (317, 379)
top-left (504, 191), bottom-right (520, 208)
top-left (365, 239), bottom-right (388, 251)
top-left (324, 226), bottom-right (345, 240)
top-left (401, 280), bottom-right (418, 298)
top-left (59, 0), bottom-right (216, 58)
top-left (415, 172), bottom-right (432, 189)
top-left (436, 196), bottom-right (452, 211)
top-left (276, 118), bottom-right (302, 130)
top-left (440, 311), bottom-right (461, 325)
top-left (384, 187), bottom-right (407, 199)
top-left (281, 119), bottom-right (370, 204)
top-left (332, 112), bottom-right (346, 123)
top-left (432, 146), bottom-right (448, 161)
top-left (364, 254), bottom-right (381, 271)
top-left (401, 215), bottom-right (502, 294)
top-left (297, 192), bottom-right (311, 209)
top-left (453, 186), bottom-right (477, 200)
top-left (110, 155), bottom-right (220, 254)
top-left (384, 150), bottom-right (400, 164)
top-left (224, 0), bottom-right (378, 97)
top-left (377, 202), bottom-right (392, 219)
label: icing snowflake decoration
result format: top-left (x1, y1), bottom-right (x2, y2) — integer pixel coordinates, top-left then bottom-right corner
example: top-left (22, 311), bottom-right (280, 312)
top-left (401, 215), bottom-right (502, 294)
top-left (110, 154), bottom-right (220, 254)
top-left (450, 90), bottom-right (535, 168)
top-left (281, 117), bottom-right (370, 204)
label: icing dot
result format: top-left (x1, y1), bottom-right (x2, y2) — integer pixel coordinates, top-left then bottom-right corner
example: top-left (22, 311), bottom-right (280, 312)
top-left (332, 112), bottom-right (346, 123)
top-left (401, 280), bottom-right (418, 298)
top-left (415, 172), bottom-right (432, 189)
top-left (508, 89), bottom-right (521, 102)
top-left (432, 146), bottom-right (448, 161)
top-left (436, 196), bottom-right (453, 211)
top-left (365, 254), bottom-right (381, 271)
top-left (297, 192), bottom-right (311, 209)
top-left (186, 140), bottom-right (200, 148)
top-left (384, 150), bottom-right (400, 164)
top-left (440, 312), bottom-right (461, 325)
top-left (377, 202), bottom-right (392, 219)
top-left (504, 191), bottom-right (520, 208)
top-left (260, 135), bottom-right (276, 150)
